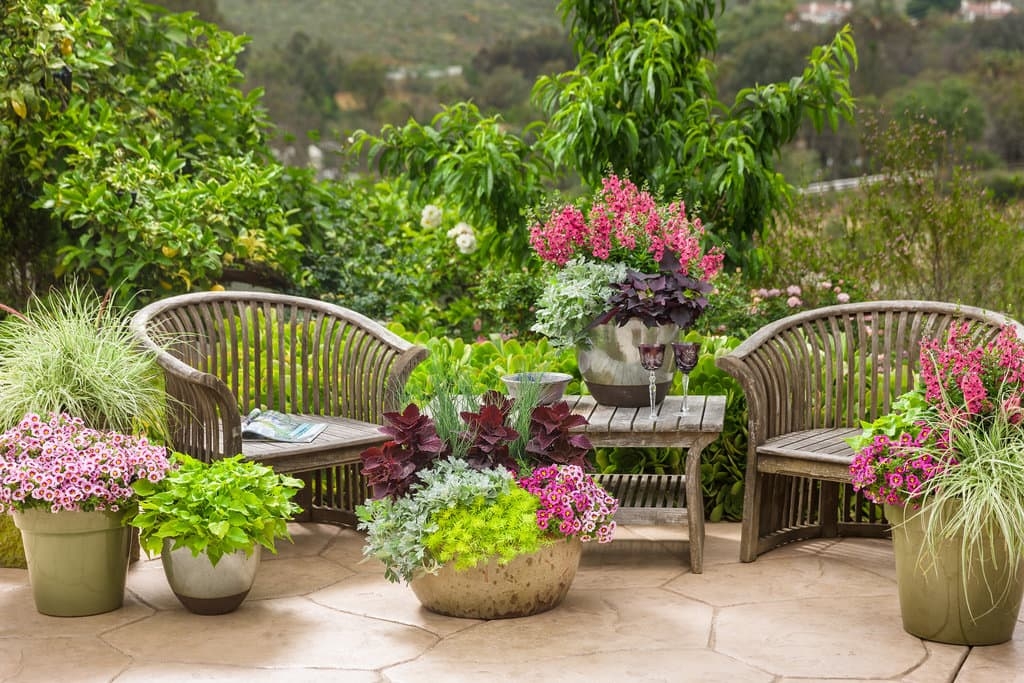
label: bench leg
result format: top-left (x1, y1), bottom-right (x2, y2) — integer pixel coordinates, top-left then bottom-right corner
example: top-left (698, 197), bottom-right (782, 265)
top-left (293, 472), bottom-right (314, 523)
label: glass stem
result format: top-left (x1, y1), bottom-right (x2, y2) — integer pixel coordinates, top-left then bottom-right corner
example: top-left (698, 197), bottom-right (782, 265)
top-left (648, 370), bottom-right (658, 420)
top-left (682, 373), bottom-right (690, 414)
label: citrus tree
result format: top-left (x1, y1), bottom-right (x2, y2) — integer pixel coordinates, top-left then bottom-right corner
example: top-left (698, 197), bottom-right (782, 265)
top-left (0, 0), bottom-right (312, 305)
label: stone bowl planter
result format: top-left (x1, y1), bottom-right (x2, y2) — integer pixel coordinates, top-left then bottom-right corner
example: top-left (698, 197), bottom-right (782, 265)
top-left (409, 537), bottom-right (582, 619)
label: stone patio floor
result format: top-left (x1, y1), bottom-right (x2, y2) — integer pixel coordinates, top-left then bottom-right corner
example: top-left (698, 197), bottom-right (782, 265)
top-left (2, 521), bottom-right (1023, 682)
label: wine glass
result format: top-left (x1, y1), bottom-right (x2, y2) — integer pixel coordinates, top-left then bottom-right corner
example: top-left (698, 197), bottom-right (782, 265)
top-left (671, 341), bottom-right (700, 414)
top-left (637, 343), bottom-right (666, 421)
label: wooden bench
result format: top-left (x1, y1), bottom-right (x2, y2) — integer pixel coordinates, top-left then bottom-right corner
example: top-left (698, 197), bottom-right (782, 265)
top-left (715, 300), bottom-right (1022, 562)
top-left (131, 291), bottom-right (428, 526)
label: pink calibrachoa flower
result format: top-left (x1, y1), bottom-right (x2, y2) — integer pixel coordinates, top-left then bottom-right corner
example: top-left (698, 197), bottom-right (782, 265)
top-left (849, 427), bottom-right (955, 507)
top-left (0, 412), bottom-right (171, 514)
top-left (517, 464), bottom-right (618, 544)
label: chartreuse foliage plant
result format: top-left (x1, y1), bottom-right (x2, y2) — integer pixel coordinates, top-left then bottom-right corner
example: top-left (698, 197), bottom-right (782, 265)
top-left (425, 484), bottom-right (545, 570)
top-left (130, 454), bottom-right (303, 567)
top-left (358, 457), bottom-right (526, 583)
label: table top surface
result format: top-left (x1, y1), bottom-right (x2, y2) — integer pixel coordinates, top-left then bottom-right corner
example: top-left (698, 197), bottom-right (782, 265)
top-left (563, 394), bottom-right (726, 437)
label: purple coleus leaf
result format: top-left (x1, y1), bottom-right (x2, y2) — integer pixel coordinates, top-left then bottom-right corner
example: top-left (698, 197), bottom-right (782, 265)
top-left (526, 402), bottom-right (592, 469)
top-left (380, 403), bottom-right (445, 455)
top-left (461, 403), bottom-right (520, 471)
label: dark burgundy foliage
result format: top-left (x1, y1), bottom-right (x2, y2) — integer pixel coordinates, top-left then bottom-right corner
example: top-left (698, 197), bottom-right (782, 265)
top-left (526, 402), bottom-right (592, 468)
top-left (360, 396), bottom-right (595, 500)
top-left (460, 403), bottom-right (520, 471)
top-left (595, 252), bottom-right (712, 329)
top-left (360, 404), bottom-right (447, 499)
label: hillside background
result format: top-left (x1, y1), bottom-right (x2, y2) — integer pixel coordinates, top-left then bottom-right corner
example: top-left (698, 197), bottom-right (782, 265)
top-left (157, 0), bottom-right (1024, 183)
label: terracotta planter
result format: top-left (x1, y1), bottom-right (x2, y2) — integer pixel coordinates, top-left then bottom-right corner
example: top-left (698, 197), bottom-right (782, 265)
top-left (161, 539), bottom-right (262, 615)
top-left (13, 508), bottom-right (130, 617)
top-left (410, 537), bottom-right (582, 619)
top-left (886, 503), bottom-right (1024, 645)
top-left (577, 319), bottom-right (678, 407)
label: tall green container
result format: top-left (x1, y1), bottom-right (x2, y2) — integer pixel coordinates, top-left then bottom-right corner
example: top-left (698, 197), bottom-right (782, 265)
top-left (887, 503), bottom-right (1024, 645)
top-left (12, 508), bottom-right (130, 617)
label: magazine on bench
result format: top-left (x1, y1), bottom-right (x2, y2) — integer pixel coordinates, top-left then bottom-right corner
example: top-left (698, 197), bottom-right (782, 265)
top-left (241, 409), bottom-right (327, 443)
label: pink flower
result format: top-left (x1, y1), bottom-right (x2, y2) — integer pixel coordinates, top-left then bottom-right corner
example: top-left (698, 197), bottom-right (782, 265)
top-left (837, 292), bottom-right (850, 303)
top-left (786, 296), bottom-right (802, 308)
top-left (529, 174), bottom-right (722, 282)
top-left (0, 412), bottom-right (171, 514)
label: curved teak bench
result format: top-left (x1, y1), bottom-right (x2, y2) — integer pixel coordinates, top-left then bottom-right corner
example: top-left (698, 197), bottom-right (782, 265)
top-left (131, 291), bottom-right (428, 525)
top-left (715, 300), bottom-right (1022, 562)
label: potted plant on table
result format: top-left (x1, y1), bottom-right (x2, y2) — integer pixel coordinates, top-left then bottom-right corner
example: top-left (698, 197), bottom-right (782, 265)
top-left (0, 412), bottom-right (172, 616)
top-left (357, 381), bottom-right (618, 619)
top-left (0, 284), bottom-right (169, 568)
top-left (848, 322), bottom-right (1024, 645)
top-left (529, 173), bottom-right (724, 406)
top-left (129, 453), bottom-right (303, 615)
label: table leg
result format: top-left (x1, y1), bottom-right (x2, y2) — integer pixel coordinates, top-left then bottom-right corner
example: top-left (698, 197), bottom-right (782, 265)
top-left (685, 435), bottom-right (717, 574)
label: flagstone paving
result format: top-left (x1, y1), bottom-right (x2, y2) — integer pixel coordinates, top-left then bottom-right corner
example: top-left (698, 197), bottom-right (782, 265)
top-left (1, 522), bottom-right (1022, 682)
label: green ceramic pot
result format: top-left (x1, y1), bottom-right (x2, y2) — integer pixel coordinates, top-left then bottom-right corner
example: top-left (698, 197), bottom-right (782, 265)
top-left (12, 507), bottom-right (130, 617)
top-left (886, 502), bottom-right (1024, 645)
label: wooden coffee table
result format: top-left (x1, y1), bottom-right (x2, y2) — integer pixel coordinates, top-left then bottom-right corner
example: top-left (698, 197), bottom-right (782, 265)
top-left (563, 394), bottom-right (727, 573)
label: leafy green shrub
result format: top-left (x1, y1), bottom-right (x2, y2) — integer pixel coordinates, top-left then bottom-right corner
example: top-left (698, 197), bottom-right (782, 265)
top-left (774, 111), bottom-right (1024, 314)
top-left (0, 0), bottom-right (313, 304)
top-left (698, 269), bottom-right (866, 339)
top-left (131, 453), bottom-right (303, 566)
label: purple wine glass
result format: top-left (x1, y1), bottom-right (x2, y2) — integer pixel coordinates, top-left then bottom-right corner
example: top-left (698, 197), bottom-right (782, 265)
top-left (672, 341), bottom-right (700, 414)
top-left (638, 343), bottom-right (666, 420)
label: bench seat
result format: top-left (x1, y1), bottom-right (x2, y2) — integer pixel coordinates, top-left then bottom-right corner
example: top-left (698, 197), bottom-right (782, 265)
top-left (715, 300), bottom-right (1022, 562)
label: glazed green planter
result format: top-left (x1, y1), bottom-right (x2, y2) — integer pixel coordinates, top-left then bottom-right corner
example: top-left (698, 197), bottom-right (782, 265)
top-left (409, 537), bottom-right (582, 619)
top-left (12, 508), bottom-right (130, 617)
top-left (886, 503), bottom-right (1024, 645)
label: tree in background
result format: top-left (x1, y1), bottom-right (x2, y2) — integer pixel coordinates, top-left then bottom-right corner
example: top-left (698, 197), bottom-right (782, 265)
top-left (0, 0), bottom-right (316, 306)
top-left (359, 0), bottom-right (858, 273)
top-left (534, 0), bottom-right (857, 269)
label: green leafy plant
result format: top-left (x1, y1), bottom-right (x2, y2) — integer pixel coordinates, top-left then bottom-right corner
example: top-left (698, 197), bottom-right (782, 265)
top-left (130, 453), bottom-right (303, 566)
top-left (531, 258), bottom-right (626, 347)
top-left (425, 479), bottom-right (545, 570)
top-left (357, 457), bottom-right (525, 582)
top-left (0, 284), bottom-right (166, 436)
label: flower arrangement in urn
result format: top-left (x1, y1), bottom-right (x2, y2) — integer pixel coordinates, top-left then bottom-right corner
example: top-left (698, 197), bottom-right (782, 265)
top-left (357, 376), bottom-right (618, 619)
top-left (528, 173), bottom-right (724, 407)
top-left (847, 322), bottom-right (1024, 644)
top-left (529, 173), bottom-right (724, 348)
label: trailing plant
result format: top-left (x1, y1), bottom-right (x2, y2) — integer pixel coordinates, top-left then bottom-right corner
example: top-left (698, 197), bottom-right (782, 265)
top-left (130, 453), bottom-right (303, 566)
